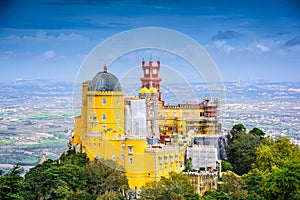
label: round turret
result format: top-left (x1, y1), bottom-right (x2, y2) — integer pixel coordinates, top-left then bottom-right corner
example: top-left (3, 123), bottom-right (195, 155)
top-left (140, 87), bottom-right (150, 94)
top-left (88, 65), bottom-right (121, 92)
top-left (149, 87), bottom-right (158, 93)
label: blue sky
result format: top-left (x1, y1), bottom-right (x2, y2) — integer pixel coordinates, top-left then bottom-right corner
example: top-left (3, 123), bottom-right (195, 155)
top-left (0, 0), bottom-right (299, 81)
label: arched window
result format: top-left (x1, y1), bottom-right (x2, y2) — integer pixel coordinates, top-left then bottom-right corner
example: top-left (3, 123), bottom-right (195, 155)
top-left (129, 158), bottom-right (133, 165)
top-left (102, 98), bottom-right (106, 105)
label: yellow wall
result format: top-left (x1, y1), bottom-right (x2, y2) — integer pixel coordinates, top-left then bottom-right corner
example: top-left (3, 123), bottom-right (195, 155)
top-left (86, 91), bottom-right (124, 136)
top-left (79, 133), bottom-right (184, 188)
top-left (71, 116), bottom-right (82, 144)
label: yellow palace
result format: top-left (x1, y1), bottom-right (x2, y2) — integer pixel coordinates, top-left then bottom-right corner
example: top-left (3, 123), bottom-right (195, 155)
top-left (71, 60), bottom-right (220, 189)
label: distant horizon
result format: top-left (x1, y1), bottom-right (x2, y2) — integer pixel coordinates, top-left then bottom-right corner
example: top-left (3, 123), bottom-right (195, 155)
top-left (1, 77), bottom-right (299, 83)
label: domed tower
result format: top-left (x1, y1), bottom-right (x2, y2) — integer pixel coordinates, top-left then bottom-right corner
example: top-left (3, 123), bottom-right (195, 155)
top-left (82, 65), bottom-right (124, 138)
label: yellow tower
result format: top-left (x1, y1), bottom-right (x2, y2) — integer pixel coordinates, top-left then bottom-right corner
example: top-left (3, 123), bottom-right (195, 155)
top-left (72, 65), bottom-right (125, 154)
top-left (85, 65), bottom-right (124, 138)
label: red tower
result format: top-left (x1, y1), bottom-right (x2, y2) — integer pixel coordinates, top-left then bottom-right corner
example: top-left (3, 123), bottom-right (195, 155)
top-left (140, 59), bottom-right (162, 100)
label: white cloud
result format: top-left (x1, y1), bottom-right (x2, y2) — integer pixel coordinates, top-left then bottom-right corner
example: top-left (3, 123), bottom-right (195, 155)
top-left (213, 40), bottom-right (233, 55)
top-left (43, 50), bottom-right (55, 59)
top-left (255, 43), bottom-right (270, 53)
top-left (2, 51), bottom-right (16, 60)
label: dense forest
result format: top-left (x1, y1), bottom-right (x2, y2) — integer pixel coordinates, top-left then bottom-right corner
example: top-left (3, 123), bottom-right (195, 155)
top-left (0, 124), bottom-right (299, 200)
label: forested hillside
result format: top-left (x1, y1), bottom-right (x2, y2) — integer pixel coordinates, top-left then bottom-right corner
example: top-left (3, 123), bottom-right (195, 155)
top-left (1, 124), bottom-right (299, 200)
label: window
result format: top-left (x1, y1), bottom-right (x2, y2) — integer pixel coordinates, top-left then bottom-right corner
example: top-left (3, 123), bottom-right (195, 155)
top-left (170, 155), bottom-right (174, 163)
top-left (121, 142), bottom-right (125, 150)
top-left (102, 114), bottom-right (106, 121)
top-left (176, 165), bottom-right (178, 172)
top-left (159, 156), bottom-right (163, 165)
top-left (174, 112), bottom-right (177, 117)
top-left (102, 124), bottom-right (106, 128)
top-left (89, 114), bottom-right (92, 120)
top-left (117, 113), bottom-right (120, 120)
top-left (145, 69), bottom-right (149, 74)
top-left (200, 112), bottom-right (204, 117)
top-left (128, 146), bottom-right (133, 155)
top-left (89, 98), bottom-right (92, 104)
top-left (112, 154), bottom-right (115, 160)
top-left (102, 98), bottom-right (106, 105)
top-left (165, 156), bottom-right (168, 164)
top-left (117, 98), bottom-right (120, 104)
top-left (160, 167), bottom-right (162, 174)
top-left (170, 165), bottom-right (173, 172)
top-left (129, 158), bottom-right (133, 165)
top-left (175, 154), bottom-right (179, 162)
top-left (153, 69), bottom-right (157, 74)
top-left (121, 154), bottom-right (125, 160)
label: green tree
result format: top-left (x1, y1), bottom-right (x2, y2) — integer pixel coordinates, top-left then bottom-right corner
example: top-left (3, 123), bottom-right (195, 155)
top-left (242, 168), bottom-right (264, 199)
top-left (247, 136), bottom-right (300, 200)
top-left (202, 191), bottom-right (232, 200)
top-left (140, 172), bottom-right (199, 200)
top-left (226, 134), bottom-right (261, 175)
top-left (67, 190), bottom-right (94, 200)
top-left (219, 171), bottom-right (247, 199)
top-left (85, 159), bottom-right (129, 196)
top-left (183, 157), bottom-right (193, 172)
top-left (262, 161), bottom-right (300, 200)
top-left (254, 136), bottom-right (300, 173)
top-left (249, 127), bottom-right (265, 139)
top-left (0, 165), bottom-right (23, 200)
top-left (96, 191), bottom-right (123, 200)
top-left (21, 152), bottom-right (129, 200)
top-left (21, 162), bottom-right (88, 200)
top-left (21, 159), bottom-right (55, 199)
top-left (221, 160), bottom-right (233, 172)
top-left (229, 124), bottom-right (246, 142)
top-left (58, 149), bottom-right (89, 167)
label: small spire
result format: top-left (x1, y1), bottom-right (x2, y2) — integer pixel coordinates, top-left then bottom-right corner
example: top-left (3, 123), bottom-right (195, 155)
top-left (103, 64), bottom-right (107, 72)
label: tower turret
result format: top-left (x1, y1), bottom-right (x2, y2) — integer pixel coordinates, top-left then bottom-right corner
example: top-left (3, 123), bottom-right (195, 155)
top-left (140, 59), bottom-right (162, 101)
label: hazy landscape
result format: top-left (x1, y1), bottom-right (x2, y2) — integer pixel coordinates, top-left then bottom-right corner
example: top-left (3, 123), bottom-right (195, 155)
top-left (0, 79), bottom-right (299, 171)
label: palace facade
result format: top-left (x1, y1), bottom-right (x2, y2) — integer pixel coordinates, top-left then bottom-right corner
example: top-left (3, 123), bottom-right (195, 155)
top-left (71, 60), bottom-right (221, 191)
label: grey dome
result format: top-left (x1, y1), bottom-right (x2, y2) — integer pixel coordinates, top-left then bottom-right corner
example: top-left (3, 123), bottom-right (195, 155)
top-left (88, 70), bottom-right (121, 92)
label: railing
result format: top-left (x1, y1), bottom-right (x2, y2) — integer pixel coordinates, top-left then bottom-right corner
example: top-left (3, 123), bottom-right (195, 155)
top-left (183, 171), bottom-right (218, 176)
top-left (145, 146), bottom-right (179, 153)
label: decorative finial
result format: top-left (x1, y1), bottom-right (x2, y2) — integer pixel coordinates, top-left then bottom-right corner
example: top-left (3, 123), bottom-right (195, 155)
top-left (103, 64), bottom-right (107, 72)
